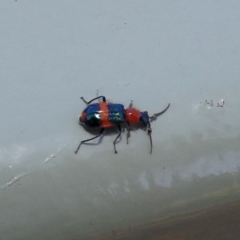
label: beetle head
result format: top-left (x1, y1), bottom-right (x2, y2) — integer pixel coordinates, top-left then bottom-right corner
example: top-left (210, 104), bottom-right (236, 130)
top-left (140, 111), bottom-right (150, 125)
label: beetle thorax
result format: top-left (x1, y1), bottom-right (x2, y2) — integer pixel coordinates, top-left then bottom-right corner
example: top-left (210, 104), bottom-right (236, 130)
top-left (125, 108), bottom-right (141, 123)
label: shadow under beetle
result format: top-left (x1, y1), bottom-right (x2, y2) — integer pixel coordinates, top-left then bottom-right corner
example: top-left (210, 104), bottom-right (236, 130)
top-left (75, 95), bottom-right (170, 154)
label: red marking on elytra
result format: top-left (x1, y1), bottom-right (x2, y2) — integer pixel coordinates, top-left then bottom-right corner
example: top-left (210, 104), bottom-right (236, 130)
top-left (99, 102), bottom-right (114, 128)
top-left (80, 112), bottom-right (87, 122)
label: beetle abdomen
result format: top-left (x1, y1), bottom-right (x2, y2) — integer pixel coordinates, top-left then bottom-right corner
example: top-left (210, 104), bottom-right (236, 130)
top-left (83, 104), bottom-right (101, 127)
top-left (82, 103), bottom-right (125, 128)
top-left (108, 104), bottom-right (125, 123)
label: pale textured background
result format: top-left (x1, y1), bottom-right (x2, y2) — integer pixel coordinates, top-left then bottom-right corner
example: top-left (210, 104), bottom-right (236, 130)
top-left (1, 1), bottom-right (240, 239)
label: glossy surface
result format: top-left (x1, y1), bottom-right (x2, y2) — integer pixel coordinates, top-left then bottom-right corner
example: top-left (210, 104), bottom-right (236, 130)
top-left (81, 103), bottom-right (125, 128)
top-left (125, 108), bottom-right (141, 124)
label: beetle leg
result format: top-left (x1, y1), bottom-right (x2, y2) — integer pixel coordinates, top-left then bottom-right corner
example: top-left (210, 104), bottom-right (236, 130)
top-left (126, 122), bottom-right (131, 144)
top-left (80, 96), bottom-right (106, 105)
top-left (128, 100), bottom-right (133, 108)
top-left (146, 122), bottom-right (153, 154)
top-left (96, 90), bottom-right (102, 102)
top-left (113, 125), bottom-right (122, 154)
top-left (74, 128), bottom-right (104, 154)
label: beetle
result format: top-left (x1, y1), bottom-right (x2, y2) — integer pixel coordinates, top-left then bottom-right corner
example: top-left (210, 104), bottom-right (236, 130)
top-left (74, 95), bottom-right (170, 154)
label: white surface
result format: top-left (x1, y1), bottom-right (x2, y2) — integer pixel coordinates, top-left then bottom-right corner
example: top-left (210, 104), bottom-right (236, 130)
top-left (1, 1), bottom-right (240, 239)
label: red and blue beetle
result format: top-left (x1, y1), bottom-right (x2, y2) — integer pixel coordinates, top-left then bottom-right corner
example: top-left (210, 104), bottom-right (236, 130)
top-left (75, 95), bottom-right (170, 154)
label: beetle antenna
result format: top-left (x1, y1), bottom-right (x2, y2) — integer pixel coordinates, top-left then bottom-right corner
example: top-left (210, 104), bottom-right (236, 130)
top-left (147, 123), bottom-right (153, 154)
top-left (149, 103), bottom-right (170, 121)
